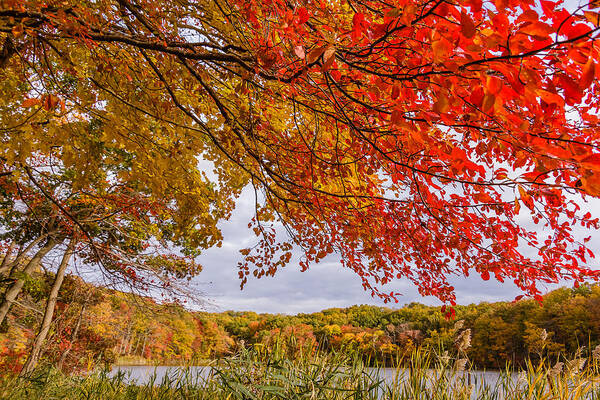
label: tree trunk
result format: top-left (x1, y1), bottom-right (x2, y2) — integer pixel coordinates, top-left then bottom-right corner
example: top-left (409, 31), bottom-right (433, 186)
top-left (141, 334), bottom-right (148, 358)
top-left (120, 322), bottom-right (133, 355)
top-left (0, 36), bottom-right (15, 69)
top-left (0, 239), bottom-right (57, 325)
top-left (118, 335), bottom-right (124, 355)
top-left (57, 293), bottom-right (89, 371)
top-left (3, 235), bottom-right (50, 278)
top-left (135, 337), bottom-right (141, 355)
top-left (126, 331), bottom-right (133, 355)
top-left (20, 237), bottom-right (76, 375)
top-left (0, 241), bottom-right (16, 276)
top-left (118, 329), bottom-right (127, 355)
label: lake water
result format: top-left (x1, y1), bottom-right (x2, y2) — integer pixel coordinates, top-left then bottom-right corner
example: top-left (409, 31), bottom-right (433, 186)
top-left (109, 365), bottom-right (599, 399)
top-left (110, 365), bottom-right (213, 384)
top-left (110, 364), bottom-right (506, 387)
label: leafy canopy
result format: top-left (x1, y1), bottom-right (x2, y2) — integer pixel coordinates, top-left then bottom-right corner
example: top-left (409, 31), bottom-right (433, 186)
top-left (2, 0), bottom-right (600, 308)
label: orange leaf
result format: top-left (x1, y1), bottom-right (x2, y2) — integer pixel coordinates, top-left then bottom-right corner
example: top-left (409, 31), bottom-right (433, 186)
top-left (583, 10), bottom-right (600, 26)
top-left (390, 109), bottom-right (402, 125)
top-left (431, 39), bottom-right (450, 63)
top-left (433, 93), bottom-right (450, 113)
top-left (581, 174), bottom-right (600, 196)
top-left (43, 95), bottom-right (59, 111)
top-left (11, 25), bottom-right (23, 38)
top-left (21, 98), bottom-right (40, 108)
top-left (518, 184), bottom-right (534, 210)
top-left (580, 57), bottom-right (596, 90)
top-left (306, 46), bottom-right (325, 64)
top-left (518, 184), bottom-right (529, 201)
top-left (482, 94), bottom-right (496, 112)
top-left (321, 46), bottom-right (336, 71)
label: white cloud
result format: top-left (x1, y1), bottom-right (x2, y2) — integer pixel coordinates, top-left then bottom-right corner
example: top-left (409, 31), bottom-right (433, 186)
top-left (192, 183), bottom-right (600, 314)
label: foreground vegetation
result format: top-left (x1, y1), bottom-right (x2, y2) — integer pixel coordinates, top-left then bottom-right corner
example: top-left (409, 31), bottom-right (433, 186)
top-left (2, 346), bottom-right (600, 400)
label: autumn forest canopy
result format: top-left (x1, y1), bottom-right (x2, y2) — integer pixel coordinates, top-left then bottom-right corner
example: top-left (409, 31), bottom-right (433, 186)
top-left (3, 272), bottom-right (600, 372)
top-left (2, 0), bottom-right (600, 373)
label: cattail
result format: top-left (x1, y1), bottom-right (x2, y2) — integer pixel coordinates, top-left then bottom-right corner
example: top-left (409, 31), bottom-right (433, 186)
top-left (460, 382), bottom-right (475, 398)
top-left (454, 328), bottom-right (472, 353)
top-left (466, 383), bottom-right (475, 395)
top-left (438, 350), bottom-right (450, 365)
top-left (453, 320), bottom-right (465, 331)
top-left (592, 344), bottom-right (600, 361)
top-left (549, 361), bottom-right (564, 377)
top-left (567, 358), bottom-right (586, 374)
top-left (516, 370), bottom-right (527, 386)
top-left (455, 358), bottom-right (468, 372)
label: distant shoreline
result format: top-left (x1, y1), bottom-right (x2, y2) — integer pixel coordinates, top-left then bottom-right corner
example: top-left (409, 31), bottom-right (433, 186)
top-left (113, 357), bottom-right (214, 367)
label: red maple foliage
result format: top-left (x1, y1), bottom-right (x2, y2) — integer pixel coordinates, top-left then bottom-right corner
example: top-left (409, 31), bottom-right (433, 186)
top-left (2, 0), bottom-right (600, 309)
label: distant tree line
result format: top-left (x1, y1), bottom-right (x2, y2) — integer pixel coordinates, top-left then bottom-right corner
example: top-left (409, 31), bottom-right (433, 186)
top-left (1, 273), bottom-right (599, 371)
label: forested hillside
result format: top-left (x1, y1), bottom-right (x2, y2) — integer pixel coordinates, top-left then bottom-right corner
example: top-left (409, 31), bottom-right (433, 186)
top-left (2, 273), bottom-right (599, 371)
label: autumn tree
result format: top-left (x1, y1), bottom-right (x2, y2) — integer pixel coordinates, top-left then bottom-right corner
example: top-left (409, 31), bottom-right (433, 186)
top-left (2, 0), bottom-right (600, 310)
top-left (0, 129), bottom-right (230, 373)
top-left (1, 0), bottom-right (247, 369)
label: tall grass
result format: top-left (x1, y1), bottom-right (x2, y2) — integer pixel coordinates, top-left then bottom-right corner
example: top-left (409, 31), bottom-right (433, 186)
top-left (1, 346), bottom-right (599, 399)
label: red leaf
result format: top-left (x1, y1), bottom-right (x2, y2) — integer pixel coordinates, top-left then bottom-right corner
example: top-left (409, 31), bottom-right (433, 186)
top-left (469, 86), bottom-right (484, 107)
top-left (519, 21), bottom-right (553, 38)
top-left (580, 57), bottom-right (596, 90)
top-left (468, 0), bottom-right (482, 12)
top-left (564, 23), bottom-right (592, 40)
top-left (557, 74), bottom-right (581, 104)
top-left (461, 10), bottom-right (476, 38)
top-left (297, 7), bottom-right (309, 24)
top-left (352, 12), bottom-right (366, 40)
top-left (486, 76), bottom-right (503, 95)
top-left (581, 153), bottom-right (600, 169)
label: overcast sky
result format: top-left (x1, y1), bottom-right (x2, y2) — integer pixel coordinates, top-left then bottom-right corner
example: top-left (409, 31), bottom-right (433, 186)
top-left (193, 185), bottom-right (600, 315)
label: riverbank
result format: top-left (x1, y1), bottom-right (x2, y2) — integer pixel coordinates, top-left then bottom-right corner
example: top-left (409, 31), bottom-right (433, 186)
top-left (3, 349), bottom-right (600, 400)
top-left (114, 356), bottom-right (213, 367)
